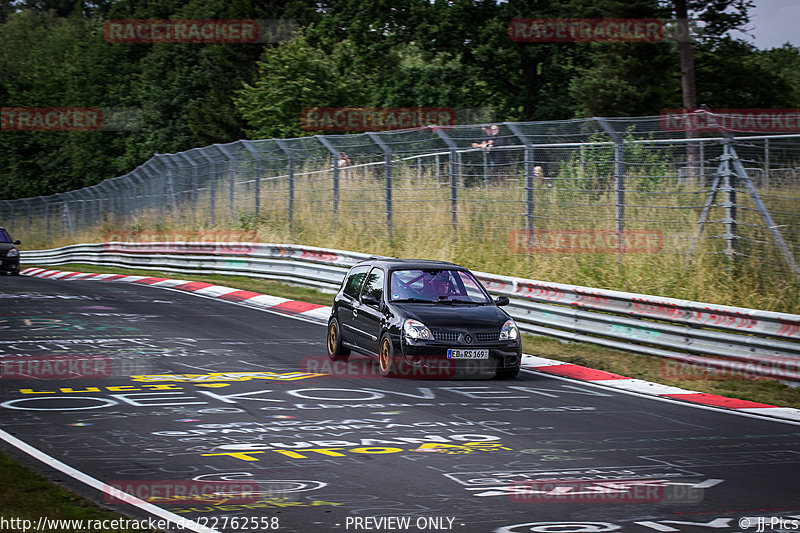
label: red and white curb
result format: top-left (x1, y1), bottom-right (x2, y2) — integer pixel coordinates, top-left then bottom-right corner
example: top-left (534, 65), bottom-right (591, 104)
top-left (521, 354), bottom-right (800, 423)
top-left (20, 267), bottom-right (332, 323)
top-left (22, 267), bottom-right (800, 424)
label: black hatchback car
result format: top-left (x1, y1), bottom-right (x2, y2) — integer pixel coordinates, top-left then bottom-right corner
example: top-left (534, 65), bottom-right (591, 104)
top-left (327, 258), bottom-right (521, 378)
top-left (0, 228), bottom-right (21, 275)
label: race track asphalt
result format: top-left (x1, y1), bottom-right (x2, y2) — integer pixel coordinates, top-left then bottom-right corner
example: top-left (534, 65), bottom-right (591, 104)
top-left (1, 275), bottom-right (799, 533)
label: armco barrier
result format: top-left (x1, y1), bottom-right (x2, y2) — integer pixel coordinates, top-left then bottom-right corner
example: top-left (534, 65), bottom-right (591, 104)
top-left (21, 242), bottom-right (800, 381)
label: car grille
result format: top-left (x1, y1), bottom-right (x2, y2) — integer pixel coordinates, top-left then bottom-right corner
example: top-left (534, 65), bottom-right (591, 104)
top-left (475, 332), bottom-right (500, 343)
top-left (433, 331), bottom-right (459, 343)
top-left (432, 331), bottom-right (499, 343)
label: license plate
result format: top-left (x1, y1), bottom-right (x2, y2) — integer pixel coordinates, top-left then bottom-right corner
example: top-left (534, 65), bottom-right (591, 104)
top-left (447, 349), bottom-right (489, 359)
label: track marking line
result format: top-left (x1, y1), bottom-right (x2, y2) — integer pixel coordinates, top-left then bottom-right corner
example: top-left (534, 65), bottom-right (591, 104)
top-left (0, 427), bottom-right (221, 533)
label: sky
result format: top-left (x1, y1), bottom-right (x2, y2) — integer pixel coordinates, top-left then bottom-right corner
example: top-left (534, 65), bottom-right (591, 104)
top-left (740, 0), bottom-right (800, 49)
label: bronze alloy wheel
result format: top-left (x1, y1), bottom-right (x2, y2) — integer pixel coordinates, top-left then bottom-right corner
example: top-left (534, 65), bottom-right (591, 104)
top-left (327, 319), bottom-right (350, 360)
top-left (379, 337), bottom-right (393, 376)
top-left (327, 322), bottom-right (337, 355)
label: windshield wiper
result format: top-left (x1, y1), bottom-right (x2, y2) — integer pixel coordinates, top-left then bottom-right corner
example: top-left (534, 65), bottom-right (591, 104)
top-left (392, 298), bottom-right (436, 303)
top-left (435, 298), bottom-right (479, 304)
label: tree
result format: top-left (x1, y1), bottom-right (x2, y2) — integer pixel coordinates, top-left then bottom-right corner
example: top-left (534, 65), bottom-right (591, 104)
top-left (660, 0), bottom-right (755, 110)
top-left (235, 34), bottom-right (370, 139)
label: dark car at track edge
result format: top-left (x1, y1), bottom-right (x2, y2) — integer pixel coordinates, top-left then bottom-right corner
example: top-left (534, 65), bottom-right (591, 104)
top-left (327, 258), bottom-right (522, 379)
top-left (0, 228), bottom-right (21, 275)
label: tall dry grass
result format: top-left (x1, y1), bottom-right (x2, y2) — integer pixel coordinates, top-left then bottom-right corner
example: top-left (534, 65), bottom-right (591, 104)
top-left (14, 163), bottom-right (800, 314)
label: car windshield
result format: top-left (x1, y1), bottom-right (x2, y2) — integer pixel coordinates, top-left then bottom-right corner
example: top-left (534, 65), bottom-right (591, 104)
top-left (0, 229), bottom-right (12, 243)
top-left (389, 269), bottom-right (491, 304)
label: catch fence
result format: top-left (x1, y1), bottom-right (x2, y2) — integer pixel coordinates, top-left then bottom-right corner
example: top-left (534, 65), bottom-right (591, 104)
top-left (2, 114), bottom-right (800, 278)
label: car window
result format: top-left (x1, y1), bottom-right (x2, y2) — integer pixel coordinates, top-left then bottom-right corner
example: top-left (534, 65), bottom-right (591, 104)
top-left (361, 268), bottom-right (384, 305)
top-left (342, 265), bottom-right (370, 299)
top-left (456, 271), bottom-right (488, 301)
top-left (390, 269), bottom-right (491, 303)
top-left (0, 229), bottom-right (11, 243)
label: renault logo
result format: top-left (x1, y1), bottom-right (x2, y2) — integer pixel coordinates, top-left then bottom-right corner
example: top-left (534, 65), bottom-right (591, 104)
top-left (464, 334), bottom-right (473, 344)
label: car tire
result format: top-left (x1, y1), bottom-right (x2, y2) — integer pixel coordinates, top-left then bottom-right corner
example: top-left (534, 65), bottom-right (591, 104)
top-left (327, 318), bottom-right (350, 361)
top-left (378, 335), bottom-right (397, 377)
top-left (495, 366), bottom-right (520, 379)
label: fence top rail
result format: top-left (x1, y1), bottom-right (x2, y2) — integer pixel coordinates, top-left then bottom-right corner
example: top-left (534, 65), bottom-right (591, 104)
top-left (6, 115), bottom-right (800, 205)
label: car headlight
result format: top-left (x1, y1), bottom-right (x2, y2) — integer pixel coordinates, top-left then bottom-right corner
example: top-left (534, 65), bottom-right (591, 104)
top-left (500, 319), bottom-right (519, 341)
top-left (403, 319), bottom-right (433, 340)
top-left (6, 249), bottom-right (18, 258)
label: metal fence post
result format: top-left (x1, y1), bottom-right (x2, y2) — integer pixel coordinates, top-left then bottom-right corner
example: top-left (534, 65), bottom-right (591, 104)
top-left (434, 128), bottom-right (459, 228)
top-left (595, 117), bottom-right (625, 236)
top-left (156, 155), bottom-right (178, 215)
top-left (23, 199), bottom-right (32, 233)
top-left (239, 141), bottom-right (262, 223)
top-left (315, 135), bottom-right (340, 215)
top-left (139, 166), bottom-right (159, 221)
top-left (177, 153), bottom-right (200, 225)
top-left (209, 145), bottom-right (237, 224)
top-left (506, 123), bottom-right (535, 249)
top-left (367, 132), bottom-right (393, 240)
top-left (721, 142), bottom-right (738, 262)
top-left (275, 139), bottom-right (295, 236)
top-left (764, 138), bottom-right (770, 189)
top-left (728, 142), bottom-right (798, 278)
top-left (698, 140), bottom-right (705, 182)
top-left (197, 151), bottom-right (217, 226)
top-left (43, 197), bottom-right (51, 240)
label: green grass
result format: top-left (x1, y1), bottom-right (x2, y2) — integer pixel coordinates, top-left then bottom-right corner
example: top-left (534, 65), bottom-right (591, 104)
top-left (0, 449), bottom-right (159, 532)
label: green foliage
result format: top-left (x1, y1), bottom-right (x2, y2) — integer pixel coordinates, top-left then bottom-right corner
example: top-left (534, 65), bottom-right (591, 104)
top-left (235, 33), bottom-right (369, 139)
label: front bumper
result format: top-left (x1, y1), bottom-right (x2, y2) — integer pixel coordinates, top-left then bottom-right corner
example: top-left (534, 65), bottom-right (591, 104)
top-left (0, 258), bottom-right (19, 273)
top-left (397, 336), bottom-right (521, 378)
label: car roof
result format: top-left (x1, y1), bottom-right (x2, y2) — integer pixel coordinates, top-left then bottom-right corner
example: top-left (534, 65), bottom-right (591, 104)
top-left (354, 257), bottom-right (466, 271)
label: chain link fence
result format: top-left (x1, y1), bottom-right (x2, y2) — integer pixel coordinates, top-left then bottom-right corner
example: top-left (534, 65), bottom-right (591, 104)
top-left (3, 115), bottom-right (800, 280)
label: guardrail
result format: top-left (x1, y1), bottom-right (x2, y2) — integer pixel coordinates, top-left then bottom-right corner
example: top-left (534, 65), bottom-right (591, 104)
top-left (21, 242), bottom-right (800, 381)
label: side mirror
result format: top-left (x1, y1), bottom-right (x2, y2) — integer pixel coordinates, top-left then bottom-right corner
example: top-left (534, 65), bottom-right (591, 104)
top-left (361, 293), bottom-right (380, 307)
top-left (494, 296), bottom-right (510, 306)
top-left (13, 240), bottom-right (20, 245)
